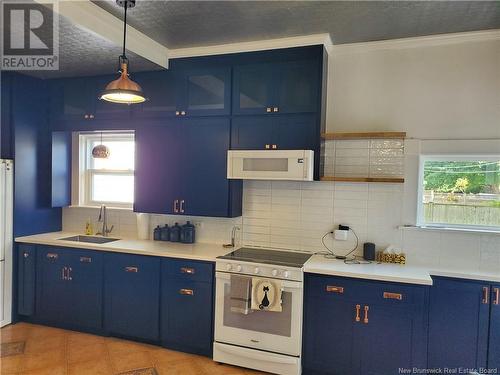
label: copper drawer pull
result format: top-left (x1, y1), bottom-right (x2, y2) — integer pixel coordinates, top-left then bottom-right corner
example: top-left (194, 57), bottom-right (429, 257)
top-left (173, 199), bottom-right (179, 213)
top-left (326, 285), bottom-right (344, 294)
top-left (273, 107), bottom-right (279, 112)
top-left (383, 292), bottom-right (403, 300)
top-left (493, 288), bottom-right (499, 306)
top-left (355, 304), bottom-right (361, 322)
top-left (125, 266), bottom-right (138, 273)
top-left (179, 288), bottom-right (194, 296)
top-left (180, 267), bottom-right (195, 275)
top-left (266, 107), bottom-right (272, 113)
top-left (23, 252), bottom-right (29, 258)
top-left (180, 199), bottom-right (185, 213)
top-left (363, 305), bottom-right (369, 324)
top-left (80, 256), bottom-right (92, 263)
top-left (483, 286), bottom-right (490, 304)
top-left (46, 253), bottom-right (58, 260)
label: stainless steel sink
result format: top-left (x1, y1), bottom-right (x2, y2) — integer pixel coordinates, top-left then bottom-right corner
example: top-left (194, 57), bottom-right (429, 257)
top-left (59, 235), bottom-right (119, 244)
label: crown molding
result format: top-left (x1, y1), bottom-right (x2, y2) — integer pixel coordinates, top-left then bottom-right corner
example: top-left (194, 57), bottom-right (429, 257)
top-left (169, 33), bottom-right (333, 59)
top-left (331, 29), bottom-right (500, 55)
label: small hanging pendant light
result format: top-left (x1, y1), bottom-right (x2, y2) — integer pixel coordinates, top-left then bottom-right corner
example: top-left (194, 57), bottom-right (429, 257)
top-left (92, 132), bottom-right (110, 159)
top-left (99, 0), bottom-right (146, 104)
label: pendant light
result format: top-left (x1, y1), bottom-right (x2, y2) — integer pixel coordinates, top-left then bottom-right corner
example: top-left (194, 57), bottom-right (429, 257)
top-left (99, 0), bottom-right (146, 104)
top-left (92, 132), bottom-right (110, 159)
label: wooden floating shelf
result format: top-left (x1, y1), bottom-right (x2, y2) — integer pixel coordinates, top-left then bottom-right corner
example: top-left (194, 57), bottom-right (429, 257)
top-left (321, 132), bottom-right (407, 140)
top-left (320, 176), bottom-right (405, 183)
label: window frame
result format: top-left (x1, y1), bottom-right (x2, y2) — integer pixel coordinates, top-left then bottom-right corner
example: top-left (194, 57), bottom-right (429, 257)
top-left (78, 131), bottom-right (135, 209)
top-left (417, 154), bottom-right (500, 231)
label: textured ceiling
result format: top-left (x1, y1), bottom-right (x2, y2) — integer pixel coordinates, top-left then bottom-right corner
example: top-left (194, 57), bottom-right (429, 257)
top-left (23, 1), bottom-right (500, 79)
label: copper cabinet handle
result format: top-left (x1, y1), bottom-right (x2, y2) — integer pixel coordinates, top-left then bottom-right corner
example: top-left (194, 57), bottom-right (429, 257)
top-left (180, 199), bottom-right (185, 213)
top-left (326, 285), bottom-right (344, 294)
top-left (46, 252), bottom-right (58, 260)
top-left (84, 114), bottom-right (89, 119)
top-left (363, 305), bottom-right (369, 324)
top-left (266, 107), bottom-right (271, 113)
top-left (68, 267), bottom-right (73, 281)
top-left (271, 144), bottom-right (277, 149)
top-left (173, 199), bottom-right (179, 213)
top-left (61, 266), bottom-right (66, 280)
top-left (180, 267), bottom-right (195, 275)
top-left (23, 252), bottom-right (29, 258)
top-left (89, 114), bottom-right (94, 119)
top-left (80, 256), bottom-right (92, 263)
top-left (179, 288), bottom-right (194, 296)
top-left (273, 107), bottom-right (279, 112)
top-left (483, 286), bottom-right (490, 304)
top-left (124, 266), bottom-right (138, 273)
top-left (355, 304), bottom-right (361, 322)
top-left (175, 111), bottom-right (180, 116)
top-left (181, 111), bottom-right (186, 116)
top-left (383, 292), bottom-right (403, 300)
top-left (265, 144), bottom-right (270, 149)
top-left (493, 288), bottom-right (499, 306)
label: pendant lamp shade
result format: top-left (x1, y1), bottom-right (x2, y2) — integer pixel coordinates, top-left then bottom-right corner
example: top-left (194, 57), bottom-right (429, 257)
top-left (99, 0), bottom-right (146, 105)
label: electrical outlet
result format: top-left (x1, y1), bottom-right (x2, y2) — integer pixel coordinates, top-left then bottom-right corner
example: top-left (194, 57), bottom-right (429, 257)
top-left (193, 221), bottom-right (203, 229)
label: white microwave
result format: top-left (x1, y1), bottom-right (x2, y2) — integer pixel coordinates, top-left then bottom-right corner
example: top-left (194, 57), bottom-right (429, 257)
top-left (227, 150), bottom-right (314, 181)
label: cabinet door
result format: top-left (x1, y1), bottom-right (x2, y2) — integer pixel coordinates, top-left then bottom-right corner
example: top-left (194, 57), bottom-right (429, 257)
top-left (303, 275), bottom-right (357, 375)
top-left (489, 284), bottom-right (500, 370)
top-left (428, 278), bottom-right (490, 370)
top-left (93, 75), bottom-right (133, 120)
top-left (161, 279), bottom-right (213, 356)
top-left (180, 68), bottom-right (231, 116)
top-left (182, 118), bottom-right (232, 217)
top-left (51, 131), bottom-right (71, 207)
top-left (36, 247), bottom-right (70, 324)
top-left (232, 64), bottom-right (275, 115)
top-left (231, 116), bottom-right (274, 150)
top-left (273, 114), bottom-right (318, 150)
top-left (133, 70), bottom-right (177, 118)
top-left (67, 250), bottom-right (103, 331)
top-left (276, 60), bottom-right (319, 114)
top-left (134, 121), bottom-right (183, 214)
top-left (357, 303), bottom-right (427, 375)
top-left (18, 245), bottom-right (36, 316)
top-left (104, 253), bottom-right (160, 341)
top-left (49, 78), bottom-right (93, 122)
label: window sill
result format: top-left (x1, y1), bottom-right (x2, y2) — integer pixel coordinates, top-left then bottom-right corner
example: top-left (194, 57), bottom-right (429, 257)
top-left (398, 225), bottom-right (500, 236)
top-left (67, 205), bottom-right (133, 212)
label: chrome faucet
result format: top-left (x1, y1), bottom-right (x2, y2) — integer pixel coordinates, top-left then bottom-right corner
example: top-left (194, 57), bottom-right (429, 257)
top-left (96, 205), bottom-right (114, 237)
top-left (223, 225), bottom-right (240, 248)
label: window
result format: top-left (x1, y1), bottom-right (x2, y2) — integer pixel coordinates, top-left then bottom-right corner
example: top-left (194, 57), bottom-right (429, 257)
top-left (79, 132), bottom-right (135, 208)
top-left (418, 156), bottom-right (500, 230)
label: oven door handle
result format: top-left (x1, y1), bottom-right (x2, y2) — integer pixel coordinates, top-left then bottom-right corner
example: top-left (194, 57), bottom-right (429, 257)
top-left (215, 271), bottom-right (302, 290)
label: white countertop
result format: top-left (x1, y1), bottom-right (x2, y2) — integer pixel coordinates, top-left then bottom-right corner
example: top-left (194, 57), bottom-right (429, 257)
top-left (15, 232), bottom-right (232, 262)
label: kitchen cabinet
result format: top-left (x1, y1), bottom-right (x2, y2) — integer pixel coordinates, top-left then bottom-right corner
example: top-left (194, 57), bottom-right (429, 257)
top-left (232, 60), bottom-right (319, 115)
top-left (133, 70), bottom-right (177, 118)
top-left (231, 113), bottom-right (318, 151)
top-left (104, 253), bottom-right (160, 341)
top-left (161, 259), bottom-right (214, 356)
top-left (17, 245), bottom-right (36, 316)
top-left (134, 117), bottom-right (242, 217)
top-left (489, 283), bottom-right (500, 370)
top-left (36, 246), bottom-right (103, 331)
top-left (303, 274), bottom-right (428, 375)
top-left (427, 277), bottom-right (493, 370)
top-left (51, 131), bottom-right (71, 207)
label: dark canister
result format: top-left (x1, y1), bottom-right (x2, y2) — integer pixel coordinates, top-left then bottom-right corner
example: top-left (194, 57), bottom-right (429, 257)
top-left (181, 221), bottom-right (196, 244)
top-left (153, 225), bottom-right (162, 241)
top-left (160, 224), bottom-right (170, 241)
top-left (363, 242), bottom-right (376, 261)
top-left (169, 223), bottom-right (181, 242)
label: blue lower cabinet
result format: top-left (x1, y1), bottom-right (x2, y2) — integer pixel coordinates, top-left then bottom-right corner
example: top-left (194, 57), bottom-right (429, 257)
top-left (104, 253), bottom-right (160, 341)
top-left (17, 245), bottom-right (36, 316)
top-left (428, 277), bottom-right (490, 370)
top-left (489, 284), bottom-right (500, 370)
top-left (36, 247), bottom-right (103, 331)
top-left (160, 259), bottom-right (214, 356)
top-left (303, 274), bottom-right (428, 375)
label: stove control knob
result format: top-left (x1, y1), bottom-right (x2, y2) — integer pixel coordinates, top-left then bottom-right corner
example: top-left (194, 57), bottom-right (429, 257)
top-left (236, 265), bottom-right (242, 272)
top-left (254, 267), bottom-right (260, 274)
top-left (283, 270), bottom-right (290, 278)
top-left (226, 264), bottom-right (233, 271)
top-left (272, 269), bottom-right (278, 276)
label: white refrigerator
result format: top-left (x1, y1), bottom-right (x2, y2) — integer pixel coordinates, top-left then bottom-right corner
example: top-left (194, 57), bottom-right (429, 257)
top-left (0, 159), bottom-right (13, 327)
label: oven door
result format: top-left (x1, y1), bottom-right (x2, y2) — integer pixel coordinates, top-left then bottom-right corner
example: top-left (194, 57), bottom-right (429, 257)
top-left (214, 271), bottom-right (303, 356)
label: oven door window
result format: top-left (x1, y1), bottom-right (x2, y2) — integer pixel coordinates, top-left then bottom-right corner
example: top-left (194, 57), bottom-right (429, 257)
top-left (222, 284), bottom-right (292, 337)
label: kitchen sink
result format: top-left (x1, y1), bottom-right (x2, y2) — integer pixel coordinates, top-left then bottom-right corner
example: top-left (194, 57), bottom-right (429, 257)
top-left (58, 235), bottom-right (120, 244)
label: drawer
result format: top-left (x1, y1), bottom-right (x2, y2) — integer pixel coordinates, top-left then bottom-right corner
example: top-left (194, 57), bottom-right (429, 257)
top-left (306, 273), bottom-right (427, 307)
top-left (163, 258), bottom-right (213, 283)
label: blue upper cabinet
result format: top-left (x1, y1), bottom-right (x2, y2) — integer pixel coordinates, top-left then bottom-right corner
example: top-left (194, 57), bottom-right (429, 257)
top-left (489, 284), bottom-right (500, 370)
top-left (233, 60), bottom-right (320, 115)
top-left (428, 277), bottom-right (490, 370)
top-left (51, 131), bottom-right (71, 207)
top-left (133, 70), bottom-right (177, 118)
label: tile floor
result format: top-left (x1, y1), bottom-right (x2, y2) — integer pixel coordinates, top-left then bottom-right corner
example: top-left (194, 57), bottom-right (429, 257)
top-left (0, 323), bottom-right (269, 374)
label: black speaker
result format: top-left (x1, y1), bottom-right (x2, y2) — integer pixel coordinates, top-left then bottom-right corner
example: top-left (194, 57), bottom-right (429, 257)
top-left (363, 242), bottom-right (376, 261)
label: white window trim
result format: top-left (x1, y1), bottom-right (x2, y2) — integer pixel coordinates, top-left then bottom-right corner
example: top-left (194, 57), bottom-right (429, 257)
top-left (73, 131), bottom-right (135, 209)
top-left (417, 154), bottom-right (500, 231)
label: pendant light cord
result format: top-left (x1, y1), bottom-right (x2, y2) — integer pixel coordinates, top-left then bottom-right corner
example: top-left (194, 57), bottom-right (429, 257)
top-left (122, 4), bottom-right (127, 60)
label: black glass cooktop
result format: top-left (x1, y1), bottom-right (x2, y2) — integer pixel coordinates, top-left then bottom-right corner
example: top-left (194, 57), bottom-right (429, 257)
top-left (218, 247), bottom-right (313, 268)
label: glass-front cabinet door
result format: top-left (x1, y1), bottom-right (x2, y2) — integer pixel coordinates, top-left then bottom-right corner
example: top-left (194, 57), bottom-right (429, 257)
top-left (179, 67), bottom-right (231, 116)
top-left (232, 63), bottom-right (275, 115)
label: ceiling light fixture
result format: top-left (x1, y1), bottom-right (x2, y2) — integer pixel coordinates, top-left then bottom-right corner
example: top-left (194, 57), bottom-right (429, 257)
top-left (99, 0), bottom-right (146, 104)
